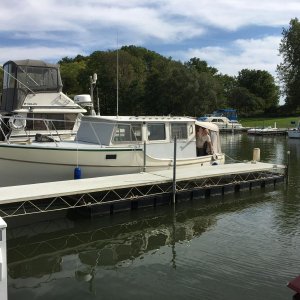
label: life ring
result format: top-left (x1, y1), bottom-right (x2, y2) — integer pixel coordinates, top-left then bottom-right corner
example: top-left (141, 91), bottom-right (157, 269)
top-left (9, 115), bottom-right (26, 130)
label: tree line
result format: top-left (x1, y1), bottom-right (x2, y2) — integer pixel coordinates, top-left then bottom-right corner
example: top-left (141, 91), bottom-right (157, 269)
top-left (58, 47), bottom-right (280, 117)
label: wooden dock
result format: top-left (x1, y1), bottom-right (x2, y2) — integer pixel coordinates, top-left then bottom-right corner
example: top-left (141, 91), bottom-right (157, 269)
top-left (0, 162), bottom-right (285, 218)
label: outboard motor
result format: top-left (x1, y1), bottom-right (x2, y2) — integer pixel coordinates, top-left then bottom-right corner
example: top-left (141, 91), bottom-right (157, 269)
top-left (74, 94), bottom-right (95, 116)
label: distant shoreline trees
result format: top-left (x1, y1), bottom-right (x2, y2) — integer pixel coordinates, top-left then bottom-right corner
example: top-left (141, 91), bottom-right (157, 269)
top-left (57, 45), bottom-right (279, 117)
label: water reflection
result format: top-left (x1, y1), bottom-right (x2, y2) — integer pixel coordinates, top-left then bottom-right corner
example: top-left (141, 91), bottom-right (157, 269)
top-left (7, 206), bottom-right (216, 288)
top-left (6, 193), bottom-right (271, 293)
top-left (221, 133), bottom-right (288, 164)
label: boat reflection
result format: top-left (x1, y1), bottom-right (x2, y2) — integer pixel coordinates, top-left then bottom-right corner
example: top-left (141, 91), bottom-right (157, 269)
top-left (7, 207), bottom-right (216, 288)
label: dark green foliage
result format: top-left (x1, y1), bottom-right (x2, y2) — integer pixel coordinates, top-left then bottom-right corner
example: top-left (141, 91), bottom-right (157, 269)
top-left (277, 18), bottom-right (300, 109)
top-left (237, 69), bottom-right (279, 112)
top-left (57, 45), bottom-right (280, 117)
top-left (228, 86), bottom-right (264, 115)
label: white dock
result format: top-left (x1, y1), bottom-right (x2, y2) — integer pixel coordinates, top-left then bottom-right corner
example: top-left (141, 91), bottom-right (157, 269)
top-left (0, 162), bottom-right (284, 203)
top-left (0, 162), bottom-right (285, 217)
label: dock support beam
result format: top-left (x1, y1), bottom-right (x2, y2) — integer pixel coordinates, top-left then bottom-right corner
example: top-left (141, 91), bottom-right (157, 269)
top-left (286, 151), bottom-right (290, 185)
top-left (0, 217), bottom-right (7, 300)
top-left (172, 136), bottom-right (177, 204)
top-left (143, 141), bottom-right (147, 172)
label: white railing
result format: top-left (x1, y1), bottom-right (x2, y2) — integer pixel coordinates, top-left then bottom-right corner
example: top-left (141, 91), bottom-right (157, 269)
top-left (0, 217), bottom-right (7, 300)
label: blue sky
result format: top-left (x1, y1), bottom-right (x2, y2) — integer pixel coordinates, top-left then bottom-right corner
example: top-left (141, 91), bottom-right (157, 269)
top-left (0, 0), bottom-right (299, 81)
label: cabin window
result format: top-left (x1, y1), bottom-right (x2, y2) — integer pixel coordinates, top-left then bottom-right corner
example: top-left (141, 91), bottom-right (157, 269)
top-left (17, 66), bottom-right (59, 92)
top-left (171, 123), bottom-right (188, 139)
top-left (131, 124), bottom-right (142, 141)
top-left (113, 123), bottom-right (142, 142)
top-left (212, 118), bottom-right (224, 123)
top-left (147, 123), bottom-right (166, 140)
top-left (26, 113), bottom-right (77, 130)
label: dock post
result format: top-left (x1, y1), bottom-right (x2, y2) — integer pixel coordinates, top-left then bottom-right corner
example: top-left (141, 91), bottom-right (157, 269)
top-left (286, 150), bottom-right (290, 185)
top-left (143, 141), bottom-right (146, 172)
top-left (0, 217), bottom-right (7, 300)
top-left (253, 148), bottom-right (260, 162)
top-left (172, 136), bottom-right (177, 204)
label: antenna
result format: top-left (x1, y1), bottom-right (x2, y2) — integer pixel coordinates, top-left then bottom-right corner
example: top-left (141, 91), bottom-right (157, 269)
top-left (116, 32), bottom-right (119, 117)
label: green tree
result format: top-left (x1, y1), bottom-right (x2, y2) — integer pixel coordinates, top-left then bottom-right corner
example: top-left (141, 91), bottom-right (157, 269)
top-left (228, 87), bottom-right (264, 115)
top-left (185, 58), bottom-right (226, 114)
top-left (59, 59), bottom-right (87, 96)
top-left (277, 18), bottom-right (300, 109)
top-left (185, 57), bottom-right (218, 76)
top-left (83, 50), bottom-right (147, 115)
top-left (237, 69), bottom-right (279, 112)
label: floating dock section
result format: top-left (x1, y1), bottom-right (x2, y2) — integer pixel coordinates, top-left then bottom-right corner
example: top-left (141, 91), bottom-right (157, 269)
top-left (0, 162), bottom-right (285, 218)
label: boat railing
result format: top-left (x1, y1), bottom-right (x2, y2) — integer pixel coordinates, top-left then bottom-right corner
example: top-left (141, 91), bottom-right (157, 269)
top-left (0, 115), bottom-right (78, 143)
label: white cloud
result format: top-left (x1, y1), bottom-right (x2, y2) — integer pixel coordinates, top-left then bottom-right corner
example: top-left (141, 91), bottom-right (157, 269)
top-left (171, 36), bottom-right (282, 77)
top-left (0, 46), bottom-right (86, 64)
top-left (0, 0), bottom-right (296, 76)
top-left (0, 0), bottom-right (298, 43)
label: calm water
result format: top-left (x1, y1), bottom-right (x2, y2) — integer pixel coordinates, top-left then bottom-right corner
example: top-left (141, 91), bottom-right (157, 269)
top-left (5, 134), bottom-right (300, 300)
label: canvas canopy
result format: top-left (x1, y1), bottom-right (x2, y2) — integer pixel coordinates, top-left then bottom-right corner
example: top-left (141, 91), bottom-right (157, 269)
top-left (195, 120), bottom-right (221, 154)
top-left (195, 120), bottom-right (219, 132)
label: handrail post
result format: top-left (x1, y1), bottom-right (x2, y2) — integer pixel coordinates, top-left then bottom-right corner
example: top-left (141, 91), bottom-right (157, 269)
top-left (143, 141), bottom-right (146, 172)
top-left (172, 136), bottom-right (177, 204)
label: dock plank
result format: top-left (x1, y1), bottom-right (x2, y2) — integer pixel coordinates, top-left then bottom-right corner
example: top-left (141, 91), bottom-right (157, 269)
top-left (0, 162), bottom-right (284, 204)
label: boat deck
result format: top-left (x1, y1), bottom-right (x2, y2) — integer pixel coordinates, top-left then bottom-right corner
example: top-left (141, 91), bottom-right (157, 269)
top-left (0, 162), bottom-right (285, 218)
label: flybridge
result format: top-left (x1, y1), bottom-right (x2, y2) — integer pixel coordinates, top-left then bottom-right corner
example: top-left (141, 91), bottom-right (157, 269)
top-left (0, 59), bottom-right (85, 142)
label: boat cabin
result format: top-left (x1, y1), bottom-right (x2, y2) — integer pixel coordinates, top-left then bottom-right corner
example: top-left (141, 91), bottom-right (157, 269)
top-left (76, 116), bottom-right (221, 158)
top-left (0, 59), bottom-right (85, 141)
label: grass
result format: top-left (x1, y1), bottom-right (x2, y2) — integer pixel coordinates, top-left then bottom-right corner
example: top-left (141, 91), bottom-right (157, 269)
top-left (240, 116), bottom-right (300, 128)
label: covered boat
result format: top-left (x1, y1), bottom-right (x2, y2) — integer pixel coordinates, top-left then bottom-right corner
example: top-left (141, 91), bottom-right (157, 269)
top-left (0, 59), bottom-right (85, 141)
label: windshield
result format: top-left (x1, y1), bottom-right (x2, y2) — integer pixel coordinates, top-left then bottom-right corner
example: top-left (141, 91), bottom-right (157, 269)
top-left (17, 66), bottom-right (59, 92)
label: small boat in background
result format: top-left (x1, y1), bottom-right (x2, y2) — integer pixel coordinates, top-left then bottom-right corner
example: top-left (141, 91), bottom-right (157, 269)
top-left (197, 116), bottom-right (244, 131)
top-left (247, 123), bottom-right (286, 136)
top-left (288, 121), bottom-right (300, 139)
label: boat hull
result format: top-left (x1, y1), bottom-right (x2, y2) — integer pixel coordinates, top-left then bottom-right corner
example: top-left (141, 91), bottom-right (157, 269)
top-left (0, 144), bottom-right (225, 187)
top-left (288, 129), bottom-right (300, 139)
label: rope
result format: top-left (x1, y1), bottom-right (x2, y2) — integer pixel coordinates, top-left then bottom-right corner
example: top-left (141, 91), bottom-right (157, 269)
top-left (224, 153), bottom-right (246, 163)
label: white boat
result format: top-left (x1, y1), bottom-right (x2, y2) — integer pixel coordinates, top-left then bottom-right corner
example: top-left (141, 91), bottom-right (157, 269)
top-left (0, 59), bottom-right (86, 142)
top-left (198, 116), bottom-right (243, 130)
top-left (0, 115), bottom-right (225, 187)
top-left (247, 123), bottom-right (286, 135)
top-left (287, 121), bottom-right (300, 139)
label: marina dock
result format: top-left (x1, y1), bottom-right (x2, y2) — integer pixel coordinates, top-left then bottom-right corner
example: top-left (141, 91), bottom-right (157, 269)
top-left (0, 162), bottom-right (285, 218)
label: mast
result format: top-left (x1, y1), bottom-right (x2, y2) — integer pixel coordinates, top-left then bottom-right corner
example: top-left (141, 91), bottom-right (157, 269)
top-left (116, 34), bottom-right (119, 117)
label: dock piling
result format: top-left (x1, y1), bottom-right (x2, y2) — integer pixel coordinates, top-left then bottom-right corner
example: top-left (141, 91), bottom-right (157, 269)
top-left (143, 141), bottom-right (146, 172)
top-left (286, 150), bottom-right (290, 185)
top-left (172, 136), bottom-right (177, 205)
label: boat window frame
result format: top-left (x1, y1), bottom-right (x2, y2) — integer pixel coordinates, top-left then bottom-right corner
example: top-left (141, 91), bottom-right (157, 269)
top-left (170, 122), bottom-right (188, 140)
top-left (16, 65), bottom-right (59, 92)
top-left (112, 122), bottom-right (143, 143)
top-left (147, 122), bottom-right (166, 141)
top-left (26, 113), bottom-right (77, 130)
